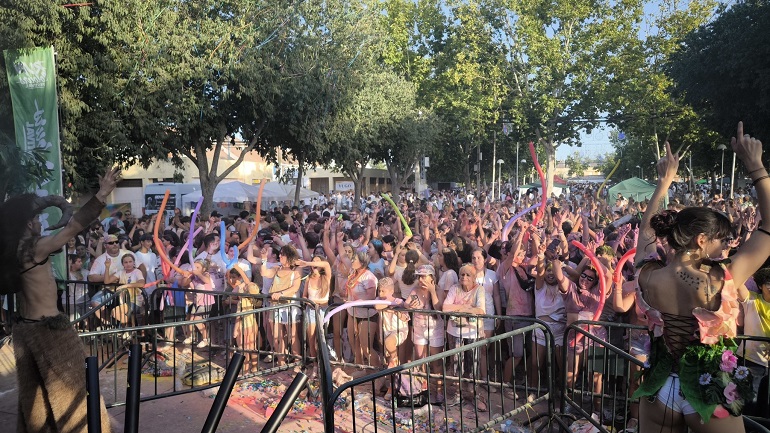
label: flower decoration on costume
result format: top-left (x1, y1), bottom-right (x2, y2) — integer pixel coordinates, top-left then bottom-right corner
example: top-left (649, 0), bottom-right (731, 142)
top-left (683, 338), bottom-right (755, 418)
top-left (720, 350), bottom-right (738, 372)
top-left (734, 366), bottom-right (750, 381)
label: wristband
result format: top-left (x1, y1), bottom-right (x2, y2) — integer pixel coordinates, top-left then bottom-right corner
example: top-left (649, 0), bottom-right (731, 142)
top-left (72, 195), bottom-right (106, 229)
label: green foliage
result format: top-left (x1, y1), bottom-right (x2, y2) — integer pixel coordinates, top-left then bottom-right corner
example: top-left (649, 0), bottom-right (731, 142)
top-left (668, 0), bottom-right (770, 141)
top-left (679, 338), bottom-right (755, 420)
top-left (1, 0), bottom-right (760, 201)
top-left (267, 0), bottom-right (380, 204)
top-left (491, 0), bottom-right (645, 194)
top-left (0, 0), bottom-right (111, 193)
top-left (421, 0), bottom-right (506, 187)
top-left (0, 141), bottom-right (53, 200)
top-left (607, 0), bottom-right (717, 154)
top-left (565, 154), bottom-right (588, 177)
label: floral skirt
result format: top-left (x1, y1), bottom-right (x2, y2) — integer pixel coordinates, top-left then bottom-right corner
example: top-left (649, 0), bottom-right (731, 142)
top-left (633, 337), bottom-right (755, 422)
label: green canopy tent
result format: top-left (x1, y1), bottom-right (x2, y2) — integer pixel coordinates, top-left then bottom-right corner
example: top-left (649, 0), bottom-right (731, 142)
top-left (608, 177), bottom-right (657, 201)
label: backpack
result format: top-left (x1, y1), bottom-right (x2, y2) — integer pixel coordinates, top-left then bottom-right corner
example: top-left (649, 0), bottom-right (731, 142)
top-left (513, 265), bottom-right (535, 292)
top-left (394, 372), bottom-right (428, 408)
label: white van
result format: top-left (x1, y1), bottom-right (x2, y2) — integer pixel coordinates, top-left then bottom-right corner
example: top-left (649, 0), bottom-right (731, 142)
top-left (143, 183), bottom-right (200, 225)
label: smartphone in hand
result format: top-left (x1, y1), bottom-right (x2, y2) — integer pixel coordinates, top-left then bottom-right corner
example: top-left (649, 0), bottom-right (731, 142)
top-left (546, 238), bottom-right (561, 253)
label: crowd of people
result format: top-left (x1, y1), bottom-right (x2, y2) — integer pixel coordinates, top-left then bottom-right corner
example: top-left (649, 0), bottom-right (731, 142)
top-left (4, 125), bottom-right (770, 433)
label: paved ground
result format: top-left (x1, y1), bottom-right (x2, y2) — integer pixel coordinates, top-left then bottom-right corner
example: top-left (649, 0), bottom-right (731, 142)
top-left (0, 338), bottom-right (557, 433)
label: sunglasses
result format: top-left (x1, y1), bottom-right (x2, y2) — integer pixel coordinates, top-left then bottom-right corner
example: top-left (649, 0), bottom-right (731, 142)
top-left (580, 273), bottom-right (596, 282)
top-left (106, 241), bottom-right (119, 245)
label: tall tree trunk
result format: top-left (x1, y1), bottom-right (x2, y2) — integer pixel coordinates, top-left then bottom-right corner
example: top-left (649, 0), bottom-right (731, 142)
top-left (195, 140), bottom-right (217, 220)
top-left (545, 139), bottom-right (556, 199)
top-left (294, 151), bottom-right (305, 205)
top-left (344, 164), bottom-right (365, 209)
top-left (354, 174), bottom-right (363, 210)
top-left (464, 158), bottom-right (471, 191)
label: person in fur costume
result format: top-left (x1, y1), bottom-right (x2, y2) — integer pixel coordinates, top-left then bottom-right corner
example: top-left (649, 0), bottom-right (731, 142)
top-left (0, 167), bottom-right (120, 433)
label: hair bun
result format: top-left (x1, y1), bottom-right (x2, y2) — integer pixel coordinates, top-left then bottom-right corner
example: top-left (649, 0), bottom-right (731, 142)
top-left (650, 210), bottom-right (677, 238)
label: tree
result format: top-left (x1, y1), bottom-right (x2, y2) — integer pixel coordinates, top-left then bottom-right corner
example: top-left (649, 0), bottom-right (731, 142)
top-left (375, 109), bottom-right (443, 200)
top-left (565, 154), bottom-right (588, 177)
top-left (603, 0), bottom-right (719, 174)
top-left (423, 0), bottom-right (506, 190)
top-left (267, 0), bottom-right (380, 205)
top-left (325, 69), bottom-right (414, 205)
top-left (0, 140), bottom-right (53, 200)
top-left (667, 0), bottom-right (770, 141)
top-left (0, 1), bottom-right (117, 193)
top-left (494, 0), bottom-right (645, 196)
top-left (92, 1), bottom-right (304, 217)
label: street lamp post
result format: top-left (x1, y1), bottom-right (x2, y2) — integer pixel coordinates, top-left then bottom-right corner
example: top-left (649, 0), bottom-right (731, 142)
top-left (515, 143), bottom-right (520, 191)
top-left (717, 144), bottom-right (727, 196)
top-left (497, 159), bottom-right (504, 201)
top-left (636, 165), bottom-right (642, 179)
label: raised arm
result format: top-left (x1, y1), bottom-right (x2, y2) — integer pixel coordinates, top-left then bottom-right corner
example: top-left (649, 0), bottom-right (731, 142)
top-left (636, 141), bottom-right (679, 267)
top-left (36, 167), bottom-right (120, 258)
top-left (726, 121), bottom-right (770, 293)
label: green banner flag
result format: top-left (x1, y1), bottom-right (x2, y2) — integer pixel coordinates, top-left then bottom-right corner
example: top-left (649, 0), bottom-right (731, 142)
top-left (4, 46), bottom-right (65, 280)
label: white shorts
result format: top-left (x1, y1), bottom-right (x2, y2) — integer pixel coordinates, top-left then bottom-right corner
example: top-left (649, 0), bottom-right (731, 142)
top-left (629, 332), bottom-right (650, 359)
top-left (272, 303), bottom-right (301, 324)
top-left (383, 329), bottom-right (408, 347)
top-left (412, 321), bottom-right (446, 347)
top-left (655, 374), bottom-right (697, 415)
top-left (484, 299), bottom-right (495, 331)
top-left (534, 320), bottom-right (565, 347)
top-left (305, 306), bottom-right (326, 325)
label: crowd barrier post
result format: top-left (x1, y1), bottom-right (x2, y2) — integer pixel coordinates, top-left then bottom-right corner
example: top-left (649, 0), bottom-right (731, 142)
top-left (200, 352), bottom-right (245, 433)
top-left (124, 343), bottom-right (142, 433)
top-left (86, 355), bottom-right (103, 433)
top-left (260, 372), bottom-right (309, 433)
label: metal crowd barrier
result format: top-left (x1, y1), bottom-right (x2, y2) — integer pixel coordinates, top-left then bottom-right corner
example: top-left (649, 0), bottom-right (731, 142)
top-left (319, 307), bottom-right (566, 432)
top-left (75, 287), bottom-right (318, 408)
top-left (561, 320), bottom-right (770, 433)
top-left (8, 278), bottom-right (770, 432)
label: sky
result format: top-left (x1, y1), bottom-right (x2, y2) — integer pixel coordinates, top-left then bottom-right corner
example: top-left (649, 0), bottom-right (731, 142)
top-left (556, 125), bottom-right (615, 162)
top-left (555, 0), bottom-right (728, 162)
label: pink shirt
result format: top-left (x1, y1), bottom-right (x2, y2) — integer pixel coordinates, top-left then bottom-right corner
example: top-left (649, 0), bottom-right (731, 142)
top-left (498, 264), bottom-right (534, 317)
top-left (561, 280), bottom-right (604, 314)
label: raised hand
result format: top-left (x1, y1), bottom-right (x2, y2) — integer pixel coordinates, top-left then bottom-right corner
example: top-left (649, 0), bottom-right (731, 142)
top-left (732, 121), bottom-right (764, 171)
top-left (656, 141), bottom-right (680, 182)
top-left (97, 166), bottom-right (121, 198)
top-left (595, 230), bottom-right (605, 246)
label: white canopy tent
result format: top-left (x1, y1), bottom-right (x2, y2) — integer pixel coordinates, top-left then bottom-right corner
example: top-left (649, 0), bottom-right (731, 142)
top-left (181, 181), bottom-right (262, 203)
top-left (181, 181), bottom-right (320, 212)
top-left (256, 181), bottom-right (319, 204)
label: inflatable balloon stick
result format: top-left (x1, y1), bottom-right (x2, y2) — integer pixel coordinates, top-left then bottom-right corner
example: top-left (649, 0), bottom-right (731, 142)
top-left (614, 248), bottom-right (636, 286)
top-left (186, 197), bottom-right (204, 263)
top-left (569, 240), bottom-right (608, 345)
top-left (153, 190), bottom-right (189, 277)
top-left (219, 221), bottom-right (240, 270)
top-left (237, 179), bottom-right (268, 251)
top-left (381, 193), bottom-right (412, 237)
top-left (179, 227), bottom-right (202, 267)
top-left (501, 203), bottom-right (539, 241)
top-left (323, 300), bottom-right (396, 326)
top-left (528, 141), bottom-right (547, 227)
top-left (596, 159), bottom-right (621, 200)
